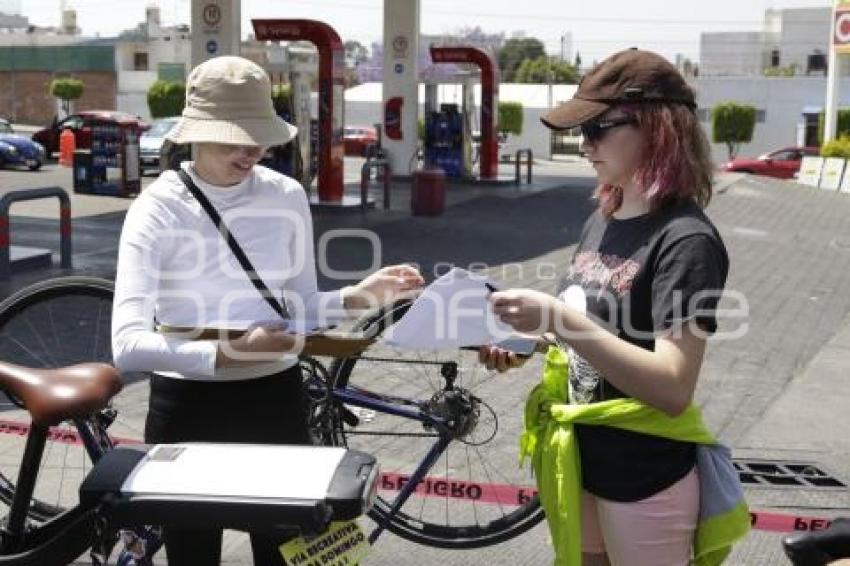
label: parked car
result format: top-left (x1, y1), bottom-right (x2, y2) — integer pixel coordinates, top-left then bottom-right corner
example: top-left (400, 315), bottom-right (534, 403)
top-left (343, 126), bottom-right (378, 156)
top-left (722, 146), bottom-right (820, 179)
top-left (140, 116), bottom-right (179, 174)
top-left (31, 111), bottom-right (150, 156)
top-left (0, 118), bottom-right (46, 171)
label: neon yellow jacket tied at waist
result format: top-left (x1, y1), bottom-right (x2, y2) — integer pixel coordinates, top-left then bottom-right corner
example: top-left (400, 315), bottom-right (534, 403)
top-left (519, 346), bottom-right (751, 566)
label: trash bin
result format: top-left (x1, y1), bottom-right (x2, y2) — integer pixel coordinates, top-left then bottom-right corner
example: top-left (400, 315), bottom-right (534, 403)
top-left (72, 149), bottom-right (92, 193)
top-left (411, 167), bottom-right (446, 216)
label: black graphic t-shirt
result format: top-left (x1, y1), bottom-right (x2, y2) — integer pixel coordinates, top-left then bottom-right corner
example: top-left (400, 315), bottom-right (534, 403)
top-left (558, 198), bottom-right (729, 502)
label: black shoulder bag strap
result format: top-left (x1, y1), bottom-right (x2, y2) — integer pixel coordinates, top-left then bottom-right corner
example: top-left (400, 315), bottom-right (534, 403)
top-left (177, 168), bottom-right (289, 320)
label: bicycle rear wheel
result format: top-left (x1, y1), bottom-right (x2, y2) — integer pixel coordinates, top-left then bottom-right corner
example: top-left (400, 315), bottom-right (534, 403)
top-left (0, 276), bottom-right (145, 522)
top-left (324, 301), bottom-right (544, 549)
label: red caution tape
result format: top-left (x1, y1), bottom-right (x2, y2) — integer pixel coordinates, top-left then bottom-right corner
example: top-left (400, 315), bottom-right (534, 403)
top-left (750, 511), bottom-right (833, 533)
top-left (0, 418), bottom-right (839, 529)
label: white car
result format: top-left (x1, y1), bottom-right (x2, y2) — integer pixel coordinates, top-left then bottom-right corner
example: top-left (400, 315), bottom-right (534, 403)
top-left (139, 117), bottom-right (179, 174)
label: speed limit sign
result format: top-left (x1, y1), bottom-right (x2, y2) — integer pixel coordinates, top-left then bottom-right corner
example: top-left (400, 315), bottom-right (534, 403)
top-left (834, 8), bottom-right (850, 51)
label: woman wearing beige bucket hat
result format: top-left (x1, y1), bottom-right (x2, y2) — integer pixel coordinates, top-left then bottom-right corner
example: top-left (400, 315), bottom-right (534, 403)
top-left (479, 49), bottom-right (747, 565)
top-left (111, 56), bottom-right (423, 565)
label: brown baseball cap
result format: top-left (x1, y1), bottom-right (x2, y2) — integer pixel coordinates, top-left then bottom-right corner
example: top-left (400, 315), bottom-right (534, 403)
top-left (541, 48), bottom-right (696, 130)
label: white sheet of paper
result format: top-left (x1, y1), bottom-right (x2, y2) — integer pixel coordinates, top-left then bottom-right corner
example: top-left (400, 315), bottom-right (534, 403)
top-left (121, 444), bottom-right (347, 500)
top-left (381, 268), bottom-right (514, 350)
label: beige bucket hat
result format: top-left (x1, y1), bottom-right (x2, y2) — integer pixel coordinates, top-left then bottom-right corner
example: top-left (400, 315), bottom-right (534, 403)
top-left (165, 55), bottom-right (297, 147)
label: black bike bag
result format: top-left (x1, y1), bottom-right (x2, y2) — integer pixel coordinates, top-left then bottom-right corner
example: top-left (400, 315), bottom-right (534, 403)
top-left (79, 444), bottom-right (378, 534)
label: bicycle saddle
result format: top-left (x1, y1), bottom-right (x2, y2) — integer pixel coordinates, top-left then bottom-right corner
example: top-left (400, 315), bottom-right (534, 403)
top-left (0, 361), bottom-right (121, 426)
top-left (783, 517), bottom-right (850, 566)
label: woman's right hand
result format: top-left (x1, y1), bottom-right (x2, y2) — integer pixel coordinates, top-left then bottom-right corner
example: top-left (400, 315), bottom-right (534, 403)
top-left (216, 326), bottom-right (306, 368)
top-left (478, 345), bottom-right (529, 373)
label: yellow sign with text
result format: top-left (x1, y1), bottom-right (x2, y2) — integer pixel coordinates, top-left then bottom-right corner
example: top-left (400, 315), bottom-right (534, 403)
top-left (279, 521), bottom-right (370, 566)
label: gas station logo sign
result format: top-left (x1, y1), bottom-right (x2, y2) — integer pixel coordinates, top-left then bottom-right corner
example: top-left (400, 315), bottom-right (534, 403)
top-left (203, 3), bottom-right (222, 27)
top-left (835, 6), bottom-right (850, 53)
top-left (392, 35), bottom-right (409, 59)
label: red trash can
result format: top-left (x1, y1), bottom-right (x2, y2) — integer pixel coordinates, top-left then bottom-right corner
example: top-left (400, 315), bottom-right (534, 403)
top-left (411, 167), bottom-right (446, 216)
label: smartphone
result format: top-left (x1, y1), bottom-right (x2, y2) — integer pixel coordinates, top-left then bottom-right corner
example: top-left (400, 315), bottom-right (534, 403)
top-left (494, 336), bottom-right (538, 357)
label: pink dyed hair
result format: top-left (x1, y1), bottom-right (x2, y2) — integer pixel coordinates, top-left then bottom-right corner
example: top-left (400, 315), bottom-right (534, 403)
top-left (594, 103), bottom-right (714, 218)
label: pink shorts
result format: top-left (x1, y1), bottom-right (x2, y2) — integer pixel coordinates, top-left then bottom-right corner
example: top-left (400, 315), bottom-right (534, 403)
top-left (581, 467), bottom-right (699, 566)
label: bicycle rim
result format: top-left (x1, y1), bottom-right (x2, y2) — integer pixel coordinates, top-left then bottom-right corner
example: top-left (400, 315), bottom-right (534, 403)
top-left (325, 301), bottom-right (544, 549)
top-left (0, 276), bottom-right (145, 522)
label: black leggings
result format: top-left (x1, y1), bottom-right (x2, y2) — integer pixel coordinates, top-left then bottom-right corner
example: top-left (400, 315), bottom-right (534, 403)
top-left (144, 366), bottom-right (309, 566)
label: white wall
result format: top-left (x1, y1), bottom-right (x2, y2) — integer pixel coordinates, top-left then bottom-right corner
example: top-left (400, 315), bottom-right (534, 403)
top-left (779, 8), bottom-right (829, 72)
top-left (117, 70), bottom-right (157, 119)
top-left (700, 32), bottom-right (767, 76)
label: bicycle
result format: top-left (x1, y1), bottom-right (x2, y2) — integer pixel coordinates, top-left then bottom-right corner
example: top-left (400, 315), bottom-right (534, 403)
top-left (0, 275), bottom-right (546, 554)
top-left (0, 356), bottom-right (378, 565)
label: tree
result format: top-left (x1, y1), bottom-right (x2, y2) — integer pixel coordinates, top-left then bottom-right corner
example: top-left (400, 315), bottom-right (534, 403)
top-left (514, 56), bottom-right (579, 84)
top-left (147, 80), bottom-right (185, 119)
top-left (574, 52), bottom-right (582, 69)
top-left (49, 77), bottom-right (84, 116)
top-left (711, 102), bottom-right (757, 160)
top-left (498, 37), bottom-right (545, 82)
top-left (498, 101), bottom-right (523, 136)
top-left (344, 40), bottom-right (369, 68)
top-left (271, 84), bottom-right (292, 117)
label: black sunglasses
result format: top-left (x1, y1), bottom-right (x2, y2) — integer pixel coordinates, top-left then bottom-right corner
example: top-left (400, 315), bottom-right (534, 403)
top-left (580, 116), bottom-right (638, 143)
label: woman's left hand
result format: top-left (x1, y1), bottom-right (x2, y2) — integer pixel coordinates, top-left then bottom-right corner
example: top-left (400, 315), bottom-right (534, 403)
top-left (490, 289), bottom-right (563, 336)
top-left (345, 264), bottom-right (425, 311)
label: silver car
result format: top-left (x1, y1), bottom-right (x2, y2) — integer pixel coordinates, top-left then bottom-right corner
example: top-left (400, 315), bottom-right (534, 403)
top-left (139, 117), bottom-right (179, 175)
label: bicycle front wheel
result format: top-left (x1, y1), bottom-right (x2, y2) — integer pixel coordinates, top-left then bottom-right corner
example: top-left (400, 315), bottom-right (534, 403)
top-left (0, 276), bottom-right (145, 522)
top-left (324, 301), bottom-right (545, 549)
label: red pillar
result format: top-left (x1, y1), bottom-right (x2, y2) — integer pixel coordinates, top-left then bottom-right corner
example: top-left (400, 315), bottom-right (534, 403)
top-left (253, 19), bottom-right (345, 202)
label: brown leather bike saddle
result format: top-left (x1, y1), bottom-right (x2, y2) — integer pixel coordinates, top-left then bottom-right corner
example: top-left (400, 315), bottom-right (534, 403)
top-left (0, 361), bottom-right (121, 426)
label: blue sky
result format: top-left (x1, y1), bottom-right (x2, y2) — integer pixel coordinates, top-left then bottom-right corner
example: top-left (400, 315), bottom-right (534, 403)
top-left (6, 0), bottom-right (838, 63)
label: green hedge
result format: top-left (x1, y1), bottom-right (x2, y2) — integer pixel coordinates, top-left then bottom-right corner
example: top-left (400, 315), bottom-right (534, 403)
top-left (147, 80), bottom-right (185, 119)
top-left (820, 136), bottom-right (850, 158)
top-left (498, 101), bottom-right (523, 135)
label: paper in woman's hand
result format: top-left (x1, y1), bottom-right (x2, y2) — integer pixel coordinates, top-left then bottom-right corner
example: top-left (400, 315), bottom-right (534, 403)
top-left (380, 268), bottom-right (514, 350)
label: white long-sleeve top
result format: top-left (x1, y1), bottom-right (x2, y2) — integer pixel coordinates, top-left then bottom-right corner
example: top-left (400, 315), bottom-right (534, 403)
top-left (111, 163), bottom-right (344, 381)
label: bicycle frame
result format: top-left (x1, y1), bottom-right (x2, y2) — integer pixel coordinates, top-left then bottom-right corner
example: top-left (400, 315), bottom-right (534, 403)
top-left (0, 417), bottom-right (109, 564)
top-left (317, 383), bottom-right (454, 545)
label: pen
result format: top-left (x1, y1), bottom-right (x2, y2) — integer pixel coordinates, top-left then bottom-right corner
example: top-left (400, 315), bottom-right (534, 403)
top-left (485, 283), bottom-right (499, 293)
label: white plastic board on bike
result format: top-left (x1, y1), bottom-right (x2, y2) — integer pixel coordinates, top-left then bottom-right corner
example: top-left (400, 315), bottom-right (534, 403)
top-left (381, 267), bottom-right (529, 351)
top-left (80, 444), bottom-right (378, 534)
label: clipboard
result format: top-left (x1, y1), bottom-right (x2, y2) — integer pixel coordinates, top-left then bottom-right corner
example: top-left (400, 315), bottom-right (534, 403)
top-left (157, 324), bottom-right (375, 358)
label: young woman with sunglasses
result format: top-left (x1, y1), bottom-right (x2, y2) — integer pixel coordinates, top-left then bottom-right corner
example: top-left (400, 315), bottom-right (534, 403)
top-left (479, 48), bottom-right (734, 565)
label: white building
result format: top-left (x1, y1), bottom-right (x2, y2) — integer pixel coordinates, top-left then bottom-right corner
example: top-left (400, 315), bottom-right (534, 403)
top-left (111, 6), bottom-right (191, 120)
top-left (700, 7), bottom-right (837, 77)
top-left (696, 6), bottom-right (850, 163)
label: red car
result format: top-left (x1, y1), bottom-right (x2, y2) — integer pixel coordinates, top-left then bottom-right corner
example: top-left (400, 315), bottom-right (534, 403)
top-left (343, 126), bottom-right (378, 156)
top-left (722, 146), bottom-right (819, 179)
top-left (32, 111), bottom-right (150, 155)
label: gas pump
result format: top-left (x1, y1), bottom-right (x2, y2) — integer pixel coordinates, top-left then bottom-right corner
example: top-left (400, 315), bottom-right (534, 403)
top-left (424, 101), bottom-right (465, 178)
top-left (429, 46), bottom-right (500, 180)
top-left (422, 76), bottom-right (476, 179)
